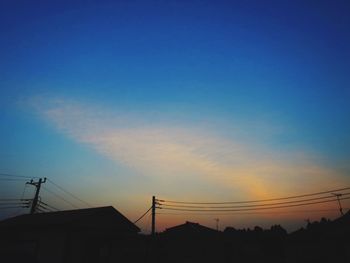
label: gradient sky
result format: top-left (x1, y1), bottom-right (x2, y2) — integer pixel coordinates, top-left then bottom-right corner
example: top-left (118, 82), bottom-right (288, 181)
top-left (1, 0), bottom-right (350, 232)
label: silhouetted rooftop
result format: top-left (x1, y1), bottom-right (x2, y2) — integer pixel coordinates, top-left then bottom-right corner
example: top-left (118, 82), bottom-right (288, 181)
top-left (164, 221), bottom-right (218, 236)
top-left (333, 209), bottom-right (350, 225)
top-left (0, 206), bottom-right (140, 233)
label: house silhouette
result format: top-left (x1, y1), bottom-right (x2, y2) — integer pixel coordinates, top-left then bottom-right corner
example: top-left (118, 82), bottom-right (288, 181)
top-left (0, 206), bottom-right (140, 263)
top-left (164, 221), bottom-right (218, 237)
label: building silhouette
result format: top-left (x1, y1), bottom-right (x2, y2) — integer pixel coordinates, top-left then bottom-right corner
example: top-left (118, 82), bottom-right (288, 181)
top-left (0, 206), bottom-right (140, 263)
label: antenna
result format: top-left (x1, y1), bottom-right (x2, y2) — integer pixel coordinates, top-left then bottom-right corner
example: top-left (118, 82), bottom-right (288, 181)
top-left (332, 193), bottom-right (344, 216)
top-left (214, 218), bottom-right (220, 231)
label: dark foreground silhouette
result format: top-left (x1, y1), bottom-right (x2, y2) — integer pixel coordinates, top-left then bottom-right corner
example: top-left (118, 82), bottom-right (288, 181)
top-left (0, 207), bottom-right (349, 263)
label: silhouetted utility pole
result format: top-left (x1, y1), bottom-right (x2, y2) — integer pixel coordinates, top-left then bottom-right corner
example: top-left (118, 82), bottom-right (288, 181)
top-left (27, 178), bottom-right (46, 214)
top-left (332, 193), bottom-right (344, 216)
top-left (151, 196), bottom-right (156, 235)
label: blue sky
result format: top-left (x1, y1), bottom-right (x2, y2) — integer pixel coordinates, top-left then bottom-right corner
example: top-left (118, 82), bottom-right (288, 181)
top-left (1, 0), bottom-right (350, 231)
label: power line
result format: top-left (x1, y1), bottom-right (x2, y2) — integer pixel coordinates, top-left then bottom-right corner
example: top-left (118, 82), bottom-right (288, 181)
top-left (0, 175), bottom-right (90, 210)
top-left (0, 178), bottom-right (27, 181)
top-left (0, 175), bottom-right (91, 209)
top-left (0, 173), bottom-right (37, 179)
top-left (36, 207), bottom-right (48, 213)
top-left (0, 201), bottom-right (29, 204)
top-left (0, 204), bottom-right (29, 207)
top-left (37, 205), bottom-right (51, 212)
top-left (160, 192), bottom-right (350, 209)
top-left (20, 183), bottom-right (28, 200)
top-left (156, 208), bottom-right (349, 216)
top-left (160, 196), bottom-right (350, 212)
top-left (158, 187), bottom-right (350, 205)
top-left (47, 179), bottom-right (92, 207)
top-left (42, 186), bottom-right (80, 209)
top-left (37, 199), bottom-right (58, 212)
top-left (146, 210), bottom-right (152, 234)
top-left (134, 206), bottom-right (152, 224)
top-left (0, 200), bottom-right (30, 205)
top-left (37, 204), bottom-right (55, 212)
top-left (39, 201), bottom-right (60, 211)
top-left (0, 205), bottom-right (29, 210)
top-left (39, 202), bottom-right (58, 211)
top-left (0, 199), bottom-right (31, 201)
top-left (1, 184), bottom-right (31, 217)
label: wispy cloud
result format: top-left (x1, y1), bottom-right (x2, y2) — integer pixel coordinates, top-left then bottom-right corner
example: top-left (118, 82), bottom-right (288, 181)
top-left (25, 95), bottom-right (349, 202)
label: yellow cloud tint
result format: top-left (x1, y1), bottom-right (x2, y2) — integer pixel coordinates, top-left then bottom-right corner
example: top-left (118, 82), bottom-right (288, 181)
top-left (25, 96), bottom-right (350, 230)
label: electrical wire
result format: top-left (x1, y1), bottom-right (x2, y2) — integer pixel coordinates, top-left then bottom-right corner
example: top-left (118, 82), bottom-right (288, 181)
top-left (1, 183), bottom-right (31, 217)
top-left (20, 183), bottom-right (28, 200)
top-left (37, 204), bottom-right (55, 212)
top-left (0, 206), bottom-right (29, 210)
top-left (156, 208), bottom-right (349, 216)
top-left (146, 211), bottom-right (152, 234)
top-left (39, 201), bottom-right (60, 211)
top-left (47, 179), bottom-right (92, 207)
top-left (134, 206), bottom-right (152, 224)
top-left (158, 187), bottom-right (350, 205)
top-left (0, 202), bottom-right (29, 206)
top-left (36, 207), bottom-right (47, 213)
top-left (0, 173), bottom-right (37, 179)
top-left (160, 196), bottom-right (350, 212)
top-left (0, 175), bottom-right (89, 211)
top-left (0, 200), bottom-right (30, 206)
top-left (0, 178), bottom-right (27, 181)
top-left (0, 199), bottom-right (30, 201)
top-left (39, 202), bottom-right (58, 211)
top-left (42, 186), bottom-right (80, 209)
top-left (160, 192), bottom-right (350, 209)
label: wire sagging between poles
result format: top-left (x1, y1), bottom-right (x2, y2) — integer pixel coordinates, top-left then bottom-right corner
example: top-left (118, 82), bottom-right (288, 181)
top-left (134, 206), bottom-right (152, 224)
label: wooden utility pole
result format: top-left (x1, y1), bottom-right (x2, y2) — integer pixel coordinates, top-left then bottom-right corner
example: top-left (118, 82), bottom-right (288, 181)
top-left (27, 178), bottom-right (46, 214)
top-left (151, 196), bottom-right (156, 235)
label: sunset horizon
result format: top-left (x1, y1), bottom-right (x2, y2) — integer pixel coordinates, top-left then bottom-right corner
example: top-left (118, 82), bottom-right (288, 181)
top-left (1, 0), bottom-right (350, 234)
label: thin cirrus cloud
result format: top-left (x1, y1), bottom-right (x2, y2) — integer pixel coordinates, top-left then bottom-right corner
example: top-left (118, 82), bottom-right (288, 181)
top-left (25, 95), bottom-right (348, 202)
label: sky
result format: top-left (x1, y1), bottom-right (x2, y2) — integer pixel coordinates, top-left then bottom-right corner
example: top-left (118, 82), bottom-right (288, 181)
top-left (1, 0), bottom-right (350, 232)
